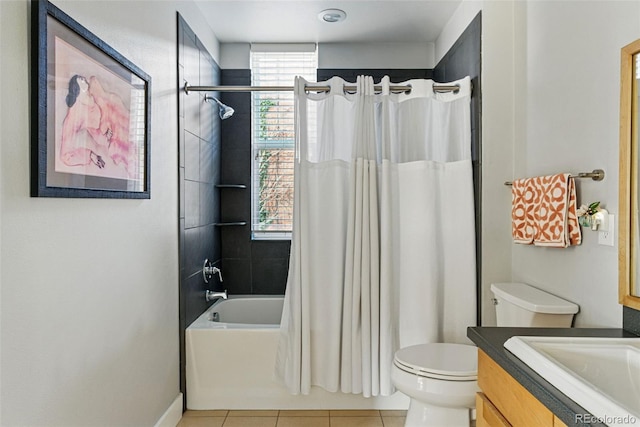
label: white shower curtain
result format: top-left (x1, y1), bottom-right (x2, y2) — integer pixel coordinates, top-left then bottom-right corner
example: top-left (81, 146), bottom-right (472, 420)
top-left (275, 75), bottom-right (476, 397)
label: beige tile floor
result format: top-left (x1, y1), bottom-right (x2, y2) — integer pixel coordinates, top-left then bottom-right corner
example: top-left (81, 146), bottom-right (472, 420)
top-left (178, 410), bottom-right (406, 427)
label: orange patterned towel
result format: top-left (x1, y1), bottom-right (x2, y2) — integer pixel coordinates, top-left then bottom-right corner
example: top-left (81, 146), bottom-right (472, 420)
top-left (511, 173), bottom-right (581, 247)
top-left (511, 178), bottom-right (537, 244)
top-left (533, 173), bottom-right (581, 247)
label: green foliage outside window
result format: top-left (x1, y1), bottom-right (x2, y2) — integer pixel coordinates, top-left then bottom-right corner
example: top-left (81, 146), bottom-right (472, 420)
top-left (259, 99), bottom-right (276, 140)
top-left (258, 149), bottom-right (273, 227)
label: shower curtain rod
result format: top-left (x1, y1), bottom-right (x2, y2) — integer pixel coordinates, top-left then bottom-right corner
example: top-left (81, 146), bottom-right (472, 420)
top-left (184, 82), bottom-right (464, 95)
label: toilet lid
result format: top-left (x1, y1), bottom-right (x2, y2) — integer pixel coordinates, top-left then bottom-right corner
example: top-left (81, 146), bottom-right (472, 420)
top-left (394, 343), bottom-right (478, 380)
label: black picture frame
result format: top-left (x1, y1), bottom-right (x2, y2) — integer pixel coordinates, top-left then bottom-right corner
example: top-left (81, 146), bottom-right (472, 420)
top-left (31, 0), bottom-right (151, 198)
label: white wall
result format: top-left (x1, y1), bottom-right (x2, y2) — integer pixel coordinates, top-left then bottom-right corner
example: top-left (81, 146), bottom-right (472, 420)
top-left (0, 1), bottom-right (219, 425)
top-left (220, 43), bottom-right (250, 69)
top-left (511, 1), bottom-right (640, 327)
top-left (318, 42), bottom-right (435, 69)
top-left (219, 42), bottom-right (435, 70)
top-left (439, 0), bottom-right (637, 328)
top-left (477, 1), bottom-right (518, 326)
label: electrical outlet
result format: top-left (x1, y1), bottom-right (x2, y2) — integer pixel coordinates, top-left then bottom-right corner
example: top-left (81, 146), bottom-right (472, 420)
top-left (598, 214), bottom-right (615, 246)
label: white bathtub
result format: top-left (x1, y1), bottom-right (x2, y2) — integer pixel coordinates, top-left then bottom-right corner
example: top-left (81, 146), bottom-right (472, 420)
top-left (186, 295), bottom-right (408, 410)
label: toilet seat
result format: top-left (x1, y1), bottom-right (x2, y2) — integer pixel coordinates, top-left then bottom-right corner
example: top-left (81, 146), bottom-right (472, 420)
top-left (393, 343), bottom-right (478, 381)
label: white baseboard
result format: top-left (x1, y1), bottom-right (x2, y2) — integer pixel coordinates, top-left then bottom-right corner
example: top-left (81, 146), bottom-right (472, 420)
top-left (154, 393), bottom-right (183, 427)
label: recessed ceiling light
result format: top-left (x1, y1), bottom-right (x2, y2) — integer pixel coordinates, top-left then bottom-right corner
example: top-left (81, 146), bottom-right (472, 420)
top-left (318, 9), bottom-right (347, 23)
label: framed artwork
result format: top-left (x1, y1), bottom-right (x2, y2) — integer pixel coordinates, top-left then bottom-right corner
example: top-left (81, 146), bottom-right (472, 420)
top-left (31, 0), bottom-right (151, 198)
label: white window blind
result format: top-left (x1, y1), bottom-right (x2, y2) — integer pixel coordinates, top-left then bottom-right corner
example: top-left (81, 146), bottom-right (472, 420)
top-left (250, 47), bottom-right (317, 239)
top-left (130, 83), bottom-right (146, 189)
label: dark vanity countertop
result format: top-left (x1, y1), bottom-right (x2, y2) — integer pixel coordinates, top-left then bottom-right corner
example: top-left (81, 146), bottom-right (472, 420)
top-left (468, 327), bottom-right (639, 427)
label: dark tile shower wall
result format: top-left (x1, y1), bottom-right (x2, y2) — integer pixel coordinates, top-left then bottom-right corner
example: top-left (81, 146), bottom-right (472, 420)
top-left (219, 70), bottom-right (292, 295)
top-left (434, 11), bottom-right (482, 325)
top-left (178, 14), bottom-right (223, 398)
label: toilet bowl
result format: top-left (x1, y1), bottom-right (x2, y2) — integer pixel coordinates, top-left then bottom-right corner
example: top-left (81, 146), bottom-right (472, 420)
top-left (391, 282), bottom-right (580, 427)
top-left (391, 343), bottom-right (478, 427)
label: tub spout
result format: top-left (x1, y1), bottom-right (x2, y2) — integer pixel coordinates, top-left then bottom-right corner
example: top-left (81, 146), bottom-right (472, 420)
top-left (205, 290), bottom-right (228, 302)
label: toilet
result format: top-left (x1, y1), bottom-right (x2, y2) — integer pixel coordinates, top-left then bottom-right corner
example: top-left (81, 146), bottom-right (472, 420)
top-left (391, 282), bottom-right (579, 427)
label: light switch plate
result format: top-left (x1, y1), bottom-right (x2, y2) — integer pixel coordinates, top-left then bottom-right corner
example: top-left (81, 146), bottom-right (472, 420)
top-left (598, 214), bottom-right (615, 247)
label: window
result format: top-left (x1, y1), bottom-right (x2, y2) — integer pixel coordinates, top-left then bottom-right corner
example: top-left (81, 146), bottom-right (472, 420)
top-left (250, 45), bottom-right (317, 239)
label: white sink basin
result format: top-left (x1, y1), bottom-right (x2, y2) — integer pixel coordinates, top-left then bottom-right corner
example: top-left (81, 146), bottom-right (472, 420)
top-left (504, 336), bottom-right (640, 426)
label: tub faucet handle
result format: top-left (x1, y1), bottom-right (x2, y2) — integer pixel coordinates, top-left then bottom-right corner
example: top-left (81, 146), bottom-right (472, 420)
top-left (203, 259), bottom-right (223, 283)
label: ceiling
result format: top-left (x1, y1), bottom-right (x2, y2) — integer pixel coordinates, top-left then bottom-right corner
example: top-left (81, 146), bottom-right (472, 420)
top-left (194, 1), bottom-right (463, 44)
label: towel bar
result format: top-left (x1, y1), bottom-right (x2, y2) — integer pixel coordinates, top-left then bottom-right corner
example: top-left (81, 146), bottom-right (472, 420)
top-left (504, 169), bottom-right (604, 186)
top-left (215, 184), bottom-right (247, 189)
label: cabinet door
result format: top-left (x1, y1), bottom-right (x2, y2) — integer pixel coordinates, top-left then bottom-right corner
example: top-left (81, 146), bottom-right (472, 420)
top-left (478, 350), bottom-right (554, 427)
top-left (476, 392), bottom-right (512, 427)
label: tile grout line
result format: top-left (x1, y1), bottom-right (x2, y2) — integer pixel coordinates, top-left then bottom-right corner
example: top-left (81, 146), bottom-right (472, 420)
top-left (211, 409), bottom-right (406, 427)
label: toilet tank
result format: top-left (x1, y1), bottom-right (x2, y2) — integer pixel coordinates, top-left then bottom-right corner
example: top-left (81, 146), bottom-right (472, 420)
top-left (491, 283), bottom-right (579, 327)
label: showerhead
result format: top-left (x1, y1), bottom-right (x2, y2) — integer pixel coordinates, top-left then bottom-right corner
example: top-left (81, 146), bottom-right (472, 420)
top-left (205, 95), bottom-right (235, 120)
